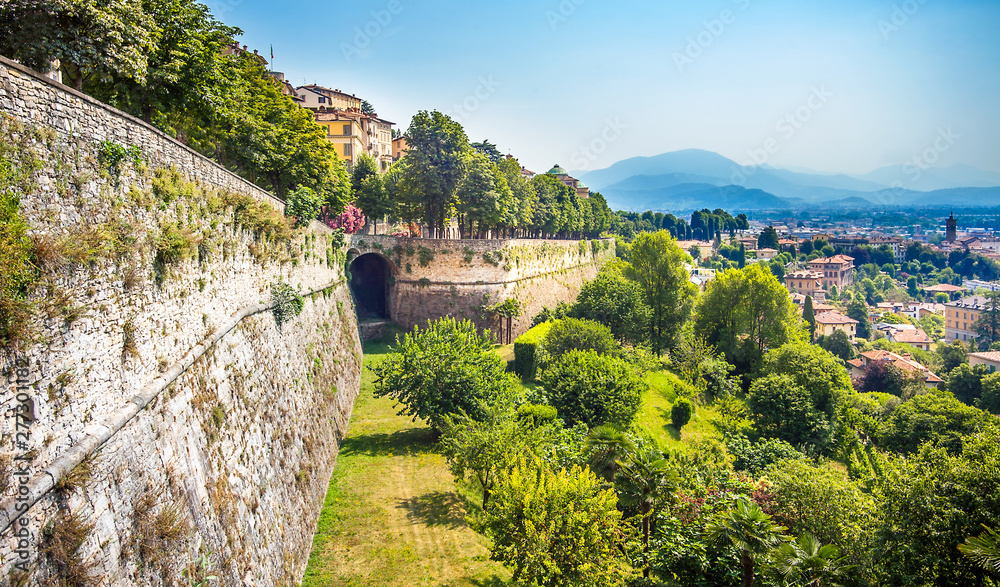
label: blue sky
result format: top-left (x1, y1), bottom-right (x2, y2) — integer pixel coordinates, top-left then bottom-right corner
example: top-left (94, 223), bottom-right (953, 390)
top-left (212, 0), bottom-right (1000, 176)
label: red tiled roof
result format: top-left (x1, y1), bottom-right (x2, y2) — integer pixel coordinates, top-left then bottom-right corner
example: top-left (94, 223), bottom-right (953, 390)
top-left (815, 311), bottom-right (857, 325)
top-left (925, 284), bottom-right (966, 293)
top-left (890, 329), bottom-right (932, 344)
top-left (970, 351), bottom-right (1000, 363)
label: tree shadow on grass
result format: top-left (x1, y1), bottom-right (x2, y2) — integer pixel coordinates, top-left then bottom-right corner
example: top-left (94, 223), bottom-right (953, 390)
top-left (339, 427), bottom-right (439, 457)
top-left (658, 407), bottom-right (681, 441)
top-left (397, 490), bottom-right (473, 530)
top-left (470, 575), bottom-right (509, 586)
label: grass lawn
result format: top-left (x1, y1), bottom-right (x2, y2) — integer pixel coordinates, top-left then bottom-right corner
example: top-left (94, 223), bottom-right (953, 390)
top-left (301, 343), bottom-right (509, 587)
top-left (635, 370), bottom-right (724, 452)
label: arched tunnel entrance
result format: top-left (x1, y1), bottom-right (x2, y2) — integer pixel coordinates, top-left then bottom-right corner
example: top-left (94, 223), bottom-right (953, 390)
top-left (349, 253), bottom-right (392, 319)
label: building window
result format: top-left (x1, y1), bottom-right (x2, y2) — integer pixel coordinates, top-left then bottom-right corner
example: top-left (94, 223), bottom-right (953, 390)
top-left (344, 143), bottom-right (352, 156)
top-left (343, 124), bottom-right (351, 136)
top-left (319, 97), bottom-right (326, 104)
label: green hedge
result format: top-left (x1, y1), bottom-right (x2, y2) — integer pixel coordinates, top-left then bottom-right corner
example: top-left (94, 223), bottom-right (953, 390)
top-left (513, 320), bottom-right (555, 381)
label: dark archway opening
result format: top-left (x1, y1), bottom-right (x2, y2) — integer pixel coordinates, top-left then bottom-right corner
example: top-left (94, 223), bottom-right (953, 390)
top-left (350, 253), bottom-right (391, 319)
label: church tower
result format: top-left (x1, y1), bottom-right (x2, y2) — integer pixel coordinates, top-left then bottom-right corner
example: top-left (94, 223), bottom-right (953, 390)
top-left (946, 212), bottom-right (957, 242)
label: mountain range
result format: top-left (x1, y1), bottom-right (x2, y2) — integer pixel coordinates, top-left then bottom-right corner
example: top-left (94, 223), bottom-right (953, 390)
top-left (574, 149), bottom-right (1000, 213)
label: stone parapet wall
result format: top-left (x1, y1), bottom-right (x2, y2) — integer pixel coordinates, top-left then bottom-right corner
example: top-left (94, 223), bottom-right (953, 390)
top-left (0, 55), bottom-right (361, 585)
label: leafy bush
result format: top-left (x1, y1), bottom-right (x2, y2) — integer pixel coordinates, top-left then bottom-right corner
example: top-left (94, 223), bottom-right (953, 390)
top-left (513, 320), bottom-right (554, 381)
top-left (371, 317), bottom-right (517, 430)
top-left (671, 398), bottom-right (694, 430)
top-left (879, 390), bottom-right (990, 453)
top-left (726, 435), bottom-right (804, 476)
top-left (542, 317), bottom-right (619, 361)
top-left (285, 185), bottom-right (322, 227)
top-left (517, 403), bottom-right (558, 426)
top-left (540, 349), bottom-right (645, 429)
top-left (271, 282), bottom-right (304, 330)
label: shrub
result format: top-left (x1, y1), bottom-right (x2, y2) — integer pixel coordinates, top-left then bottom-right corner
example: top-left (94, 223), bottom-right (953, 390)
top-left (671, 398), bottom-right (694, 430)
top-left (540, 349), bottom-right (645, 429)
top-left (542, 317), bottom-right (618, 361)
top-left (517, 403), bottom-right (558, 426)
top-left (726, 435), bottom-right (804, 476)
top-left (371, 317), bottom-right (518, 431)
top-left (271, 282), bottom-right (304, 330)
top-left (285, 185), bottom-right (322, 227)
top-left (513, 320), bottom-right (554, 381)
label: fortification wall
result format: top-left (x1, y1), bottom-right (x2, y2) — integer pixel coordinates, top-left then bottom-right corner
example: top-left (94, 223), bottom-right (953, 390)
top-left (348, 235), bottom-right (616, 339)
top-left (0, 56), bottom-right (360, 585)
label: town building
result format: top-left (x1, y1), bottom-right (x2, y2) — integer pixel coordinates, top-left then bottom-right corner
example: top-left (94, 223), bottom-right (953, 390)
top-left (885, 327), bottom-right (934, 351)
top-left (924, 283), bottom-right (966, 300)
top-left (814, 311), bottom-right (858, 341)
top-left (945, 294), bottom-right (992, 342)
top-left (296, 84), bottom-right (363, 111)
top-left (946, 211), bottom-right (957, 242)
top-left (807, 255), bottom-right (855, 290)
top-left (544, 164), bottom-right (590, 198)
top-left (756, 248), bottom-right (778, 261)
top-left (313, 109), bottom-right (394, 171)
top-left (392, 135), bottom-right (408, 161)
top-left (970, 351), bottom-right (1000, 373)
top-left (785, 270), bottom-right (824, 298)
top-left (848, 350), bottom-right (943, 389)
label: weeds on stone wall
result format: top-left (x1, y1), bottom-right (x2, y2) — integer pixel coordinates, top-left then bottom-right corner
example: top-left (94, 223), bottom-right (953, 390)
top-left (40, 510), bottom-right (102, 587)
top-left (55, 456), bottom-right (93, 495)
top-left (98, 140), bottom-right (143, 179)
top-left (418, 246), bottom-right (434, 267)
top-left (272, 282), bottom-right (304, 331)
top-left (0, 116), bottom-right (42, 351)
top-left (130, 490), bottom-right (190, 578)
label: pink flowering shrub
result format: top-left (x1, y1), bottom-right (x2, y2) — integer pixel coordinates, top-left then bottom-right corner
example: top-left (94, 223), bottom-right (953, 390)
top-left (324, 203), bottom-right (366, 233)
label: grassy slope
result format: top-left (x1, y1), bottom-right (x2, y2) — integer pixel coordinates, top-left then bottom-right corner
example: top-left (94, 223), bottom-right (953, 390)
top-left (635, 370), bottom-right (724, 451)
top-left (301, 343), bottom-right (508, 587)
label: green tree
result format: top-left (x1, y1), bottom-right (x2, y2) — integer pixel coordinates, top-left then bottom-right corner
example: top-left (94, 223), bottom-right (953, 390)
top-left (542, 317), bottom-right (619, 361)
top-left (803, 295), bottom-right (817, 340)
top-left (349, 153), bottom-right (389, 226)
top-left (671, 398), bottom-right (694, 430)
top-left (572, 260), bottom-right (651, 345)
top-left (763, 459), bottom-right (879, 569)
top-left (874, 426), bottom-right (1000, 585)
top-left (937, 339), bottom-right (969, 374)
top-left (747, 374), bottom-right (830, 450)
top-left (846, 296), bottom-right (872, 340)
top-left (706, 499), bottom-right (788, 587)
top-left (980, 372), bottom-right (1000, 414)
top-left (470, 139), bottom-right (503, 164)
top-left (474, 460), bottom-right (629, 587)
top-left (455, 151), bottom-right (507, 238)
top-left (585, 424), bottom-right (635, 483)
top-left (624, 231), bottom-right (697, 353)
top-left (880, 390), bottom-right (990, 454)
top-left (947, 363), bottom-right (989, 405)
top-left (371, 317), bottom-right (516, 431)
top-left (738, 242), bottom-right (747, 268)
top-left (396, 110), bottom-right (469, 236)
top-left (540, 350), bottom-right (644, 429)
top-left (87, 0), bottom-right (240, 124)
top-left (694, 264), bottom-right (803, 375)
top-left (616, 447), bottom-right (679, 577)
top-left (0, 0), bottom-right (153, 91)
top-left (816, 329), bottom-right (856, 361)
top-left (284, 185), bottom-right (321, 227)
top-left (974, 291), bottom-right (1000, 347)
top-left (757, 226), bottom-right (780, 250)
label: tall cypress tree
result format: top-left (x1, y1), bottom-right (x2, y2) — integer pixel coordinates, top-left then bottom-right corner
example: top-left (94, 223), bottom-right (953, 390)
top-left (803, 295), bottom-right (817, 340)
top-left (738, 243), bottom-right (746, 269)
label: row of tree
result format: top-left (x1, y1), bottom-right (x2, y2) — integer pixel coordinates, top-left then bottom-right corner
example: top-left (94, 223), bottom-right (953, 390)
top-left (1, 0), bottom-right (352, 211)
top-left (346, 111), bottom-right (615, 239)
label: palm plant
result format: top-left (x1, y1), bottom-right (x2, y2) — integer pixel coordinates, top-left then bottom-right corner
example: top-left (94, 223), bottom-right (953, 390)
top-left (959, 524), bottom-right (1000, 574)
top-left (585, 424), bottom-right (635, 482)
top-left (768, 533), bottom-right (854, 586)
top-left (706, 498), bottom-right (789, 587)
top-left (615, 447), bottom-right (679, 578)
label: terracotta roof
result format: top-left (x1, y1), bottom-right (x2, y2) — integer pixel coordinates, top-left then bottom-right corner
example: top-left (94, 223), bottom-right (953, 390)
top-left (948, 295), bottom-right (993, 310)
top-left (858, 349), bottom-right (942, 383)
top-left (925, 284), bottom-right (966, 293)
top-left (847, 358), bottom-right (864, 368)
top-left (970, 351), bottom-right (1000, 363)
top-left (813, 303), bottom-right (836, 312)
top-left (809, 254), bottom-right (855, 265)
top-left (890, 328), bottom-right (932, 344)
top-left (815, 311), bottom-right (857, 325)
